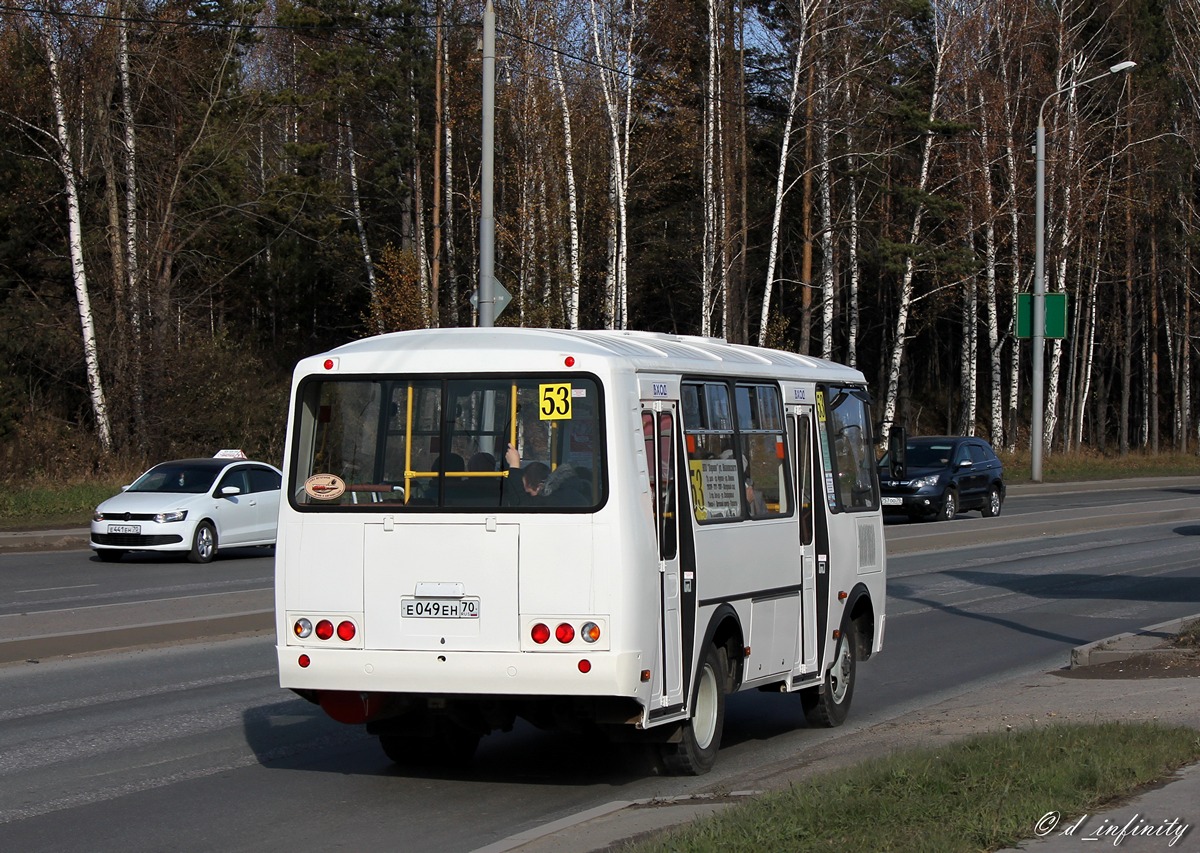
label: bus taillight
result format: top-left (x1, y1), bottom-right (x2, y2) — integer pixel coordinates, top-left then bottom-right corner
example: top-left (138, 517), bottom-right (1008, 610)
top-left (581, 622), bottom-right (601, 643)
top-left (555, 623), bottom-right (575, 644)
top-left (531, 623), bottom-right (551, 644)
top-left (315, 619), bottom-right (335, 640)
top-left (293, 618), bottom-right (313, 638)
top-left (337, 621), bottom-right (356, 641)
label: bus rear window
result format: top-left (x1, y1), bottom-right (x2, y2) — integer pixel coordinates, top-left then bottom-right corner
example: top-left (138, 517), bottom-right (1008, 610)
top-left (290, 376), bottom-right (604, 511)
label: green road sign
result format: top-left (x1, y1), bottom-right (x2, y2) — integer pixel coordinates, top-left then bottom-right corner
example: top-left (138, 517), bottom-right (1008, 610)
top-left (1016, 292), bottom-right (1068, 339)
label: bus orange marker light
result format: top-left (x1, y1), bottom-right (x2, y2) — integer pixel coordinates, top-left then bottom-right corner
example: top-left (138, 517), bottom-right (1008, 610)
top-left (838, 590), bottom-right (848, 601)
top-left (531, 623), bottom-right (551, 645)
top-left (298, 654), bottom-right (311, 668)
top-left (832, 629), bottom-right (842, 640)
top-left (315, 619), bottom-right (334, 640)
top-left (581, 622), bottom-right (601, 643)
top-left (337, 621), bottom-right (356, 641)
top-left (556, 623), bottom-right (576, 644)
top-left (640, 670), bottom-right (652, 682)
top-left (578, 659), bottom-right (591, 673)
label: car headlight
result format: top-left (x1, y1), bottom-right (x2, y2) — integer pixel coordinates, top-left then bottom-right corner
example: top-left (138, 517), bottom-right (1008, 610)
top-left (93, 510), bottom-right (104, 522)
top-left (909, 474), bottom-right (941, 489)
top-left (154, 510), bottom-right (188, 523)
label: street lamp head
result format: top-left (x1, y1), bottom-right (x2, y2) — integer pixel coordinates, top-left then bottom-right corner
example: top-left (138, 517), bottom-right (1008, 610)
top-left (1109, 60), bottom-right (1137, 75)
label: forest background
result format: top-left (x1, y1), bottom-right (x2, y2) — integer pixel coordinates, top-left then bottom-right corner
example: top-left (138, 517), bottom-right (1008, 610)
top-left (0, 0), bottom-right (1195, 483)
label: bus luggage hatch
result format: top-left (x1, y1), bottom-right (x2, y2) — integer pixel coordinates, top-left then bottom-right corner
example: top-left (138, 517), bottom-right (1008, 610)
top-left (362, 521), bottom-right (520, 652)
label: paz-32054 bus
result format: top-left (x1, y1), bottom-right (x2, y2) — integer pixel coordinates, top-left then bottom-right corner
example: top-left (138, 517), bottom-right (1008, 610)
top-left (275, 328), bottom-right (885, 775)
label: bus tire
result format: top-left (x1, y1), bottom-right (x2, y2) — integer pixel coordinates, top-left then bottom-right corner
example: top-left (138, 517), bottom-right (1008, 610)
top-left (660, 644), bottom-right (726, 776)
top-left (801, 619), bottom-right (857, 728)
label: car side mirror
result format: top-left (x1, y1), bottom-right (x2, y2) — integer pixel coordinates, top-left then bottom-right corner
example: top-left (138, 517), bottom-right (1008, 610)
top-left (221, 485), bottom-right (242, 497)
top-left (959, 460), bottom-right (972, 469)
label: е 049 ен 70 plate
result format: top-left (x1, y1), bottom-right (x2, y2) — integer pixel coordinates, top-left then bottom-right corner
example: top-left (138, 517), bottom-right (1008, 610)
top-left (401, 598), bottom-right (480, 618)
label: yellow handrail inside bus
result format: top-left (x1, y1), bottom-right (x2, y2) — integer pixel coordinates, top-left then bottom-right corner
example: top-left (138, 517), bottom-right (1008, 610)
top-left (404, 383), bottom-right (414, 503)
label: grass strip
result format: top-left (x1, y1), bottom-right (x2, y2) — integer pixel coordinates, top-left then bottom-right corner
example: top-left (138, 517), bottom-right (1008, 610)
top-left (627, 722), bottom-right (1200, 853)
top-left (0, 481), bottom-right (126, 529)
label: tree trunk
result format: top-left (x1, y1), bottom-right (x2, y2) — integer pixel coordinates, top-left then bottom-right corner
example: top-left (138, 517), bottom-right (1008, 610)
top-left (40, 19), bottom-right (112, 452)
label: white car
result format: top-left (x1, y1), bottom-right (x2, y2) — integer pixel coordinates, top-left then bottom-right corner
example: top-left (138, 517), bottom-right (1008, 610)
top-left (91, 456), bottom-right (282, 563)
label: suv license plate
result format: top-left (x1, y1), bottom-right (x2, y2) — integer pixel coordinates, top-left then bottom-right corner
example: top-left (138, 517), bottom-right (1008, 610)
top-left (881, 497), bottom-right (903, 507)
top-left (108, 524), bottom-right (141, 534)
top-left (401, 598), bottom-right (480, 619)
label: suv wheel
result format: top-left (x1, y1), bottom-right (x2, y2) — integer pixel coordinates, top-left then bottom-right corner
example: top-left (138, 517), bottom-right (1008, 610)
top-left (938, 489), bottom-right (958, 522)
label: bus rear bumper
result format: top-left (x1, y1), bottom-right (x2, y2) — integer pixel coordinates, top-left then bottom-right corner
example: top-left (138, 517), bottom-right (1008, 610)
top-left (276, 646), bottom-right (649, 699)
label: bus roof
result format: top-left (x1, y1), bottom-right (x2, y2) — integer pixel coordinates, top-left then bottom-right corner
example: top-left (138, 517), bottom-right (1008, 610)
top-left (305, 328), bottom-right (868, 385)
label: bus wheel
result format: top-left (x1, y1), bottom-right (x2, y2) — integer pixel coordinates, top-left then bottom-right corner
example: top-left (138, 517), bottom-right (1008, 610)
top-left (379, 725), bottom-right (480, 768)
top-left (660, 645), bottom-right (726, 776)
top-left (801, 620), bottom-right (858, 727)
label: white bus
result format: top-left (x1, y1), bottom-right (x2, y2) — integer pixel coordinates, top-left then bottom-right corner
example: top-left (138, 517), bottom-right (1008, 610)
top-left (275, 328), bottom-right (885, 774)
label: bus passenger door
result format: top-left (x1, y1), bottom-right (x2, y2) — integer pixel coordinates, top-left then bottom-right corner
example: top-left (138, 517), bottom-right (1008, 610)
top-left (788, 408), bottom-right (820, 676)
top-left (643, 403), bottom-right (684, 709)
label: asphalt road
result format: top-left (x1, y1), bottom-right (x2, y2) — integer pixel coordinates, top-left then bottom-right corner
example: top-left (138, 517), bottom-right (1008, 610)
top-left (0, 478), bottom-right (1198, 851)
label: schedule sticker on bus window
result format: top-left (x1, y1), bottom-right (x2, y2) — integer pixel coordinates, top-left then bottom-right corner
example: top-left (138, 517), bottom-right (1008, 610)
top-left (539, 383), bottom-right (573, 420)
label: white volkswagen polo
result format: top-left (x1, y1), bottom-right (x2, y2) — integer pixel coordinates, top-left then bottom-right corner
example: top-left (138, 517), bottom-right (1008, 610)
top-left (91, 452), bottom-right (282, 563)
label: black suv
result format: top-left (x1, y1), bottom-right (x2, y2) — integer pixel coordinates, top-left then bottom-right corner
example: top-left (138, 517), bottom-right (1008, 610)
top-left (878, 436), bottom-right (1005, 522)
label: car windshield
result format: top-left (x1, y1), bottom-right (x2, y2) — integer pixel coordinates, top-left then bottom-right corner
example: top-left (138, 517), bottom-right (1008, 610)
top-left (904, 443), bottom-right (955, 468)
top-left (128, 464), bottom-right (220, 494)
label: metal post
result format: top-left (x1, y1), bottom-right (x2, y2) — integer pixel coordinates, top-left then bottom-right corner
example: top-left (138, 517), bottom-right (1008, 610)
top-left (1030, 61), bottom-right (1135, 483)
top-left (1032, 119), bottom-right (1046, 482)
top-left (478, 0), bottom-right (496, 328)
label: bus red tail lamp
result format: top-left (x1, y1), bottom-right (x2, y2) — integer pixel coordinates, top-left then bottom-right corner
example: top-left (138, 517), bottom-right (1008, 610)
top-left (577, 659), bottom-right (591, 674)
top-left (293, 617), bottom-right (357, 642)
top-left (838, 590), bottom-right (849, 602)
top-left (530, 621), bottom-right (602, 645)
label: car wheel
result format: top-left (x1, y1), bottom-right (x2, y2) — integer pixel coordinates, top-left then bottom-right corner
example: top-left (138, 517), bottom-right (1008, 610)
top-left (937, 489), bottom-right (958, 521)
top-left (95, 549), bottom-right (124, 562)
top-left (982, 485), bottom-right (1003, 518)
top-left (801, 616), bottom-right (858, 727)
top-left (188, 521), bottom-right (217, 564)
top-left (660, 644), bottom-right (727, 776)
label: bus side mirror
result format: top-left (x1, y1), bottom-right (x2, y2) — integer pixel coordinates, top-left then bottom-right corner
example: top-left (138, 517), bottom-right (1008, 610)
top-left (888, 426), bottom-right (906, 480)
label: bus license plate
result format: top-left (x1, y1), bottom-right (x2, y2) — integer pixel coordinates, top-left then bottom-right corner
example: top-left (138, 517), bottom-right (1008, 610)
top-left (881, 497), bottom-right (903, 507)
top-left (401, 598), bottom-right (480, 619)
top-left (108, 524), bottom-right (141, 534)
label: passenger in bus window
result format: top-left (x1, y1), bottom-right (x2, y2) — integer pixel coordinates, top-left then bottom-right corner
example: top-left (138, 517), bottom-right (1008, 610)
top-left (745, 477), bottom-right (768, 518)
top-left (503, 444), bottom-right (590, 507)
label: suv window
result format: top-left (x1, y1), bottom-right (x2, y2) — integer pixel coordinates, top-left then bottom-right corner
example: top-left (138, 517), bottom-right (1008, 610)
top-left (968, 443), bottom-right (989, 465)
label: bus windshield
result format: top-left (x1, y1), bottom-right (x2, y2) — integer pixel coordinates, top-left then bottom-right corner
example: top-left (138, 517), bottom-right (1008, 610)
top-left (290, 375), bottom-right (604, 511)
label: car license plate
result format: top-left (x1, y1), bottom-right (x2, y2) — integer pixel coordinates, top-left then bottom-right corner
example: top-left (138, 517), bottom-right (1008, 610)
top-left (401, 598), bottom-right (480, 619)
top-left (881, 497), bottom-right (903, 507)
top-left (108, 524), bottom-right (141, 534)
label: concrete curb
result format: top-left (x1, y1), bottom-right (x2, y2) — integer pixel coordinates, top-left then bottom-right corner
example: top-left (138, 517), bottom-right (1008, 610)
top-left (0, 611), bottom-right (273, 664)
top-left (1070, 614), bottom-right (1200, 668)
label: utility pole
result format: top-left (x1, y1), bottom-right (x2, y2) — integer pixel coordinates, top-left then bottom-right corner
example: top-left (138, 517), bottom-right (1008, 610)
top-left (478, 0), bottom-right (496, 327)
top-left (1031, 60), bottom-right (1134, 481)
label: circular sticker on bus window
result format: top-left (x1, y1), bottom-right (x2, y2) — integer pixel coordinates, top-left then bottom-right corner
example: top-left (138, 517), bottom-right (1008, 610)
top-left (304, 473), bottom-right (346, 500)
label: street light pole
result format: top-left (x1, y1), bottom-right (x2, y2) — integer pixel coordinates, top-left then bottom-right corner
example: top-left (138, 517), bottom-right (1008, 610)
top-left (478, 0), bottom-right (496, 328)
top-left (1030, 59), bottom-right (1135, 482)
